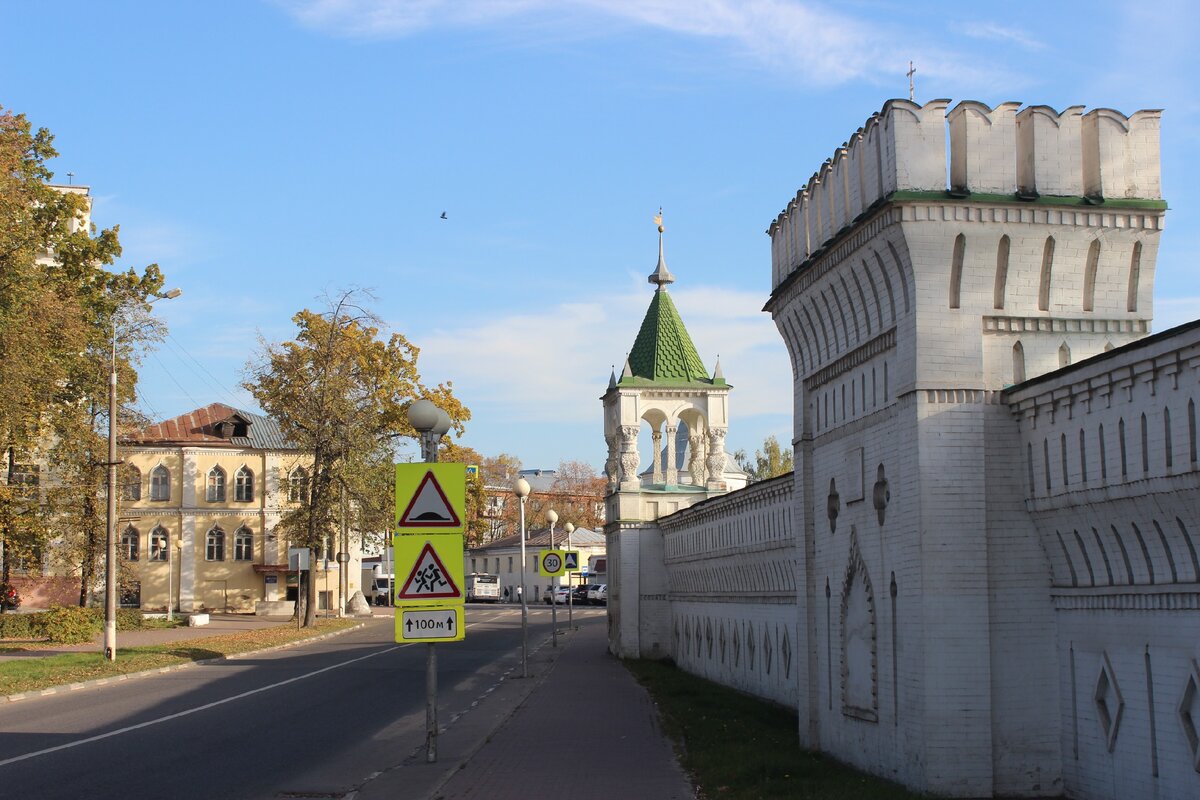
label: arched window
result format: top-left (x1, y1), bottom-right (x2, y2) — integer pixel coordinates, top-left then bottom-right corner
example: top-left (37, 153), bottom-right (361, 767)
top-left (1083, 239), bottom-right (1100, 311)
top-left (1058, 342), bottom-right (1071, 368)
top-left (993, 235), bottom-right (1010, 310)
top-left (1098, 423), bottom-right (1107, 480)
top-left (149, 526), bottom-right (168, 562)
top-left (1127, 241), bottom-right (1142, 312)
top-left (1038, 236), bottom-right (1055, 311)
top-left (207, 466), bottom-right (227, 503)
top-left (288, 467), bottom-right (309, 503)
top-left (1012, 341), bottom-right (1026, 384)
top-left (122, 526), bottom-right (139, 561)
top-left (949, 233), bottom-right (965, 309)
top-left (150, 465), bottom-right (170, 501)
top-left (121, 466), bottom-right (142, 501)
top-left (1190, 399), bottom-right (1197, 465)
top-left (1079, 429), bottom-right (1088, 483)
top-left (1165, 408), bottom-right (1173, 470)
top-left (1119, 418), bottom-right (1128, 477)
top-left (1141, 413), bottom-right (1149, 474)
top-left (206, 527), bottom-right (225, 561)
top-left (234, 527), bottom-right (253, 561)
top-left (235, 466), bottom-right (254, 502)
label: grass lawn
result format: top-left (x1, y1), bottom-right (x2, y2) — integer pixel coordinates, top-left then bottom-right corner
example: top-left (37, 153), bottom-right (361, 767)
top-left (0, 618), bottom-right (360, 696)
top-left (626, 659), bottom-right (932, 800)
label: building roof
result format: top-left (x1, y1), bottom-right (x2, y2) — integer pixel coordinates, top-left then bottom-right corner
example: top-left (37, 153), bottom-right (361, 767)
top-left (469, 526), bottom-right (605, 553)
top-left (127, 403), bottom-right (295, 450)
top-left (623, 288), bottom-right (715, 386)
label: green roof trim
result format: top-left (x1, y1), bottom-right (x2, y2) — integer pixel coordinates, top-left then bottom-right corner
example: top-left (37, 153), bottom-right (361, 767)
top-left (888, 190), bottom-right (1167, 211)
top-left (623, 289), bottom-right (711, 385)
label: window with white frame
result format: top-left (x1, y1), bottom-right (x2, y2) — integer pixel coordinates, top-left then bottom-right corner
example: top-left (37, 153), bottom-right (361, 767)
top-left (207, 466), bottom-right (227, 502)
top-left (288, 467), bottom-right (309, 503)
top-left (234, 527), bottom-right (253, 561)
top-left (149, 526), bottom-right (168, 561)
top-left (235, 466), bottom-right (254, 502)
top-left (150, 465), bottom-right (170, 501)
top-left (122, 526), bottom-right (139, 561)
top-left (206, 527), bottom-right (225, 561)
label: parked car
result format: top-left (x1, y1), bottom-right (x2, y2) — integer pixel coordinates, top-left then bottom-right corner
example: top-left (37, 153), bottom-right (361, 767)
top-left (587, 583), bottom-right (607, 605)
top-left (580, 583), bottom-right (602, 604)
top-left (543, 586), bottom-right (570, 604)
top-left (572, 584), bottom-right (590, 603)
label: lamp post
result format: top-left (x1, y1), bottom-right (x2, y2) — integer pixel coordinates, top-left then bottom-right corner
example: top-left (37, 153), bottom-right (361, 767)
top-left (563, 521), bottom-right (575, 630)
top-left (547, 509), bottom-right (558, 647)
top-left (514, 476), bottom-right (531, 677)
top-left (406, 399), bottom-right (451, 764)
top-left (105, 287), bottom-right (181, 662)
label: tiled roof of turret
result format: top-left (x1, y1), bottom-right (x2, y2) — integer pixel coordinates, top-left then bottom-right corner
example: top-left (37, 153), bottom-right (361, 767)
top-left (623, 288), bottom-right (711, 385)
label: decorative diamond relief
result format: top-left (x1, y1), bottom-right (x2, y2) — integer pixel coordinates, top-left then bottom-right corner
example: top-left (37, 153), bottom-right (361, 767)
top-left (719, 621), bottom-right (727, 664)
top-left (732, 624), bottom-right (741, 667)
top-left (764, 629), bottom-right (773, 675)
top-left (705, 619), bottom-right (713, 659)
top-left (782, 629), bottom-right (792, 679)
top-left (1094, 652), bottom-right (1124, 752)
top-left (747, 624), bottom-right (757, 670)
top-left (1178, 658), bottom-right (1200, 772)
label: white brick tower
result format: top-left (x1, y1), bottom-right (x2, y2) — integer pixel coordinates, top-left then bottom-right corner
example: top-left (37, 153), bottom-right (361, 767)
top-left (764, 99), bottom-right (1165, 796)
top-left (602, 213), bottom-right (733, 658)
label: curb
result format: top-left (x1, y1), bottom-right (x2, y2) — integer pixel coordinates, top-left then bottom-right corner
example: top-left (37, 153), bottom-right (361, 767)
top-left (1, 621), bottom-right (371, 704)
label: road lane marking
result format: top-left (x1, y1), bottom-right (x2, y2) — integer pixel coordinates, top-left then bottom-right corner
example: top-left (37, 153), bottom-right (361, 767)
top-left (0, 644), bottom-right (401, 768)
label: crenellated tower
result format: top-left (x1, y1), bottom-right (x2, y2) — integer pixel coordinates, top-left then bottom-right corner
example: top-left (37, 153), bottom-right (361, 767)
top-left (763, 99), bottom-right (1165, 798)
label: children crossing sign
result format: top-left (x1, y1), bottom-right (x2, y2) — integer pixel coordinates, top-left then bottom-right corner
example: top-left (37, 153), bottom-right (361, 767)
top-left (395, 463), bottom-right (466, 533)
top-left (393, 534), bottom-right (465, 606)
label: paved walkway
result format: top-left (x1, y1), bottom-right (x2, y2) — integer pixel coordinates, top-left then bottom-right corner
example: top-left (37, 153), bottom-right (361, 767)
top-left (357, 614), bottom-right (696, 800)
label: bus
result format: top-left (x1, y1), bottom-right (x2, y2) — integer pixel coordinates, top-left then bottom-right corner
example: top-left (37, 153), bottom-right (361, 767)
top-left (465, 573), bottom-right (500, 603)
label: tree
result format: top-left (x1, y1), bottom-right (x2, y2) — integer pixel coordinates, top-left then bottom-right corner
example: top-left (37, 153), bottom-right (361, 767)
top-left (734, 435), bottom-right (794, 483)
top-left (483, 458), bottom-right (606, 541)
top-left (244, 292), bottom-right (468, 626)
top-left (0, 106), bottom-right (164, 592)
top-left (438, 442), bottom-right (488, 547)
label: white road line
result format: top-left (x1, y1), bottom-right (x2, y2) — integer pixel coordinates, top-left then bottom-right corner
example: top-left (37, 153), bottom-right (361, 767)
top-left (0, 644), bottom-right (401, 769)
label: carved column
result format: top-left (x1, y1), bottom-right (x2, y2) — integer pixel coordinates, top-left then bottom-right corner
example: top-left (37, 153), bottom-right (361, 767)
top-left (651, 430), bottom-right (664, 484)
top-left (706, 428), bottom-right (727, 489)
top-left (618, 425), bottom-right (641, 490)
top-left (688, 432), bottom-right (707, 486)
top-left (604, 434), bottom-right (619, 491)
top-left (664, 425), bottom-right (678, 485)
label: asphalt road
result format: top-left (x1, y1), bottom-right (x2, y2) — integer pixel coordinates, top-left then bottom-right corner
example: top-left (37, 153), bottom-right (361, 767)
top-left (0, 604), bottom-right (585, 800)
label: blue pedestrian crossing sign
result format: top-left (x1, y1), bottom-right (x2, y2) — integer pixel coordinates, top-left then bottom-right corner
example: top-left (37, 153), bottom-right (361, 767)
top-left (563, 551), bottom-right (580, 572)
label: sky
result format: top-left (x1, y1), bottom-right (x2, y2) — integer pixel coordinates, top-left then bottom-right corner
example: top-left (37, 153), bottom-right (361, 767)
top-left (2, 1), bottom-right (1198, 473)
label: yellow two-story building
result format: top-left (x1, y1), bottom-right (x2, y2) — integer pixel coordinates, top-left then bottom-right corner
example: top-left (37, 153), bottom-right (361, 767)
top-left (120, 403), bottom-right (361, 614)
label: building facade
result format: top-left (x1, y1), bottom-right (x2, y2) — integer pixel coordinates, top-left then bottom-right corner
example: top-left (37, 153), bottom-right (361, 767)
top-left (607, 99), bottom-right (1199, 800)
top-left (122, 403), bottom-right (363, 614)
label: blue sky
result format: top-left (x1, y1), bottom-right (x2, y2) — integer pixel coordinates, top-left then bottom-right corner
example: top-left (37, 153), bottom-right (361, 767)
top-left (3, 1), bottom-right (1198, 471)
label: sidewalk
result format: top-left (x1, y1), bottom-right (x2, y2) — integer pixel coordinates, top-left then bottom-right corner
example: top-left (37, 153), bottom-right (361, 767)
top-left (356, 614), bottom-right (696, 800)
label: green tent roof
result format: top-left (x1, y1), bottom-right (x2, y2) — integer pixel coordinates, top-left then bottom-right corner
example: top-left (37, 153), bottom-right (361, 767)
top-left (623, 289), bottom-right (713, 385)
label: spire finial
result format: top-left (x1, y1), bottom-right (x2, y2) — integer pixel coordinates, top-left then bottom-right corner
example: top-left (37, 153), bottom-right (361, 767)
top-left (648, 207), bottom-right (675, 289)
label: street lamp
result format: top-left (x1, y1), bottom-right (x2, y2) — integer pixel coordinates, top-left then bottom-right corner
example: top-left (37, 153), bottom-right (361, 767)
top-left (563, 521), bottom-right (575, 630)
top-left (105, 287), bottom-right (181, 662)
top-left (514, 476), bottom-right (531, 678)
top-left (547, 508), bottom-right (558, 648)
top-left (407, 399), bottom-right (451, 764)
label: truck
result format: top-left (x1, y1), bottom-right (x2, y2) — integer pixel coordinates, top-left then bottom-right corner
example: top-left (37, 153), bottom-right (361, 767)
top-left (465, 573), bottom-right (500, 603)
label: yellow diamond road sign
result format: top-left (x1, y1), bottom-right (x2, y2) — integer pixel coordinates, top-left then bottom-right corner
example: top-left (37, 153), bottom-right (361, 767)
top-left (395, 463), bottom-right (466, 534)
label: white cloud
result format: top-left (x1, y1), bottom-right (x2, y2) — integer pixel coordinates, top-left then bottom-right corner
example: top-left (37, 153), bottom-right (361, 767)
top-left (273, 0), bottom-right (1000, 88)
top-left (954, 21), bottom-right (1044, 51)
top-left (413, 280), bottom-right (791, 428)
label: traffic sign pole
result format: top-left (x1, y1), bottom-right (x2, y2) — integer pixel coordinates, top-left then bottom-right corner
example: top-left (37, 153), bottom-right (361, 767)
top-left (548, 520), bottom-right (557, 648)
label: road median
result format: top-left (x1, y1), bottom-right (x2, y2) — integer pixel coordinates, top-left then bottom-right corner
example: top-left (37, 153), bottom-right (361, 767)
top-left (1, 617), bottom-right (365, 701)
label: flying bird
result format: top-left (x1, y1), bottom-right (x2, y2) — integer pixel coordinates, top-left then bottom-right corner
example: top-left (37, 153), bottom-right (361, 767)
top-left (440, 212), bottom-right (447, 220)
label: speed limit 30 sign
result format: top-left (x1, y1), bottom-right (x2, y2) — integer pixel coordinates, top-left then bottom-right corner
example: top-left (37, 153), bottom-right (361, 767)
top-left (538, 550), bottom-right (566, 577)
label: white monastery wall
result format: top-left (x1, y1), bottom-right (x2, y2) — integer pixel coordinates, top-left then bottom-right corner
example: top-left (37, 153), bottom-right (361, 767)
top-left (658, 475), bottom-right (796, 707)
top-left (1008, 321), bottom-right (1200, 800)
top-left (608, 97), bottom-right (1182, 800)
